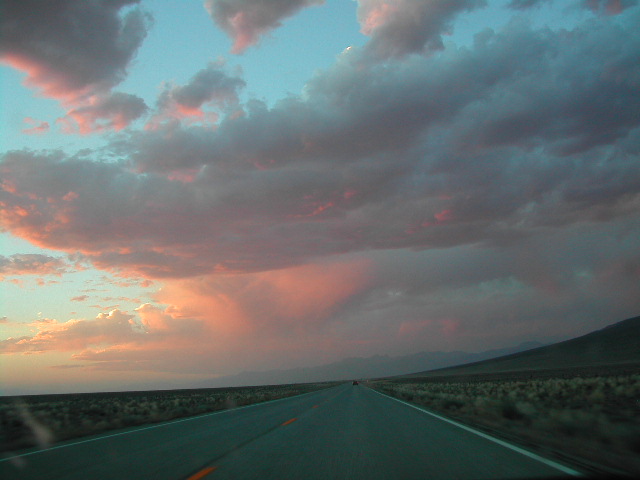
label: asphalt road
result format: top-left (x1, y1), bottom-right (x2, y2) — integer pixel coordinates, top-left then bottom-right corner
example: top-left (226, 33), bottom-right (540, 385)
top-left (1, 383), bottom-right (581, 479)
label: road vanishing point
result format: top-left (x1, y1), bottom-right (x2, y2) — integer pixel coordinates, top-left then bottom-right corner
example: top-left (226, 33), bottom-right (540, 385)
top-left (1, 383), bottom-right (582, 479)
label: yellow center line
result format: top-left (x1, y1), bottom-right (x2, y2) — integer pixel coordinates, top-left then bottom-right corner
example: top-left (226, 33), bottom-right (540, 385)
top-left (187, 466), bottom-right (217, 480)
top-left (281, 417), bottom-right (297, 426)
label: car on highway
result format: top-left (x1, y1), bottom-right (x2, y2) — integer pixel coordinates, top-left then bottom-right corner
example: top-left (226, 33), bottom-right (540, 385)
top-left (352, 380), bottom-right (359, 385)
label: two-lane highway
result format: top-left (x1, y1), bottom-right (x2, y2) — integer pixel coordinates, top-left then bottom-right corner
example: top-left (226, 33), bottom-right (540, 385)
top-left (1, 384), bottom-right (581, 479)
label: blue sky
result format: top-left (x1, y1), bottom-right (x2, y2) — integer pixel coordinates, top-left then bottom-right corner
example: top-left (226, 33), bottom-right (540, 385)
top-left (1, 0), bottom-right (639, 394)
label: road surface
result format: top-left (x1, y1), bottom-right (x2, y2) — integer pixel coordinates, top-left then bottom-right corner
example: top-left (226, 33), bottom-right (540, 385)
top-left (1, 383), bottom-right (581, 479)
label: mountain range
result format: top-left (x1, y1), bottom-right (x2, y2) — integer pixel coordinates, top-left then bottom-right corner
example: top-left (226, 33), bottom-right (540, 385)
top-left (209, 314), bottom-right (640, 386)
top-left (206, 341), bottom-right (545, 387)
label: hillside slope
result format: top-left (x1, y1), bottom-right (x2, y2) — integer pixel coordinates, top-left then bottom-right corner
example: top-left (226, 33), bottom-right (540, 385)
top-left (407, 315), bottom-right (640, 377)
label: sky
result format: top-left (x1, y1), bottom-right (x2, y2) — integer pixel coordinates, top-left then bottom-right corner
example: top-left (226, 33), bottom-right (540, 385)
top-left (1, 0), bottom-right (639, 395)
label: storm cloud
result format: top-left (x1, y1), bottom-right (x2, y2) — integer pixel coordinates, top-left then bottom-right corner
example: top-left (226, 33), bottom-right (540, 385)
top-left (1, 1), bottom-right (639, 382)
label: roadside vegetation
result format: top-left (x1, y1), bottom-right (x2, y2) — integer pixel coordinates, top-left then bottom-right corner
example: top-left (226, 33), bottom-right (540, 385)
top-left (0, 382), bottom-right (337, 453)
top-left (372, 372), bottom-right (640, 475)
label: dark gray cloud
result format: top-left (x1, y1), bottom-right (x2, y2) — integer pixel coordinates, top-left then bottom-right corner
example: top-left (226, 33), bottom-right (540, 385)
top-left (507, 0), bottom-right (551, 9)
top-left (0, 254), bottom-right (70, 279)
top-left (357, 0), bottom-right (486, 59)
top-left (204, 0), bottom-right (325, 53)
top-left (168, 63), bottom-right (245, 110)
top-left (152, 63), bottom-right (246, 125)
top-left (0, 0), bottom-right (151, 99)
top-left (508, 0), bottom-right (637, 12)
top-left (582, 0), bottom-right (638, 15)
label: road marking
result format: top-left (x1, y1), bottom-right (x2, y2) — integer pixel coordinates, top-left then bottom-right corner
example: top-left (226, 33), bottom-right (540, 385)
top-left (369, 388), bottom-right (582, 477)
top-left (281, 417), bottom-right (297, 426)
top-left (0, 387), bottom-right (335, 463)
top-left (187, 466), bottom-right (217, 480)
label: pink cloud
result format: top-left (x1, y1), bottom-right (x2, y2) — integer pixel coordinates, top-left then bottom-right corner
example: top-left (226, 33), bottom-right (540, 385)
top-left (434, 209), bottom-right (453, 224)
top-left (359, 1), bottom-right (397, 35)
top-left (157, 259), bottom-right (374, 335)
top-left (1, 55), bottom-right (88, 104)
top-left (0, 258), bottom-right (375, 374)
top-left (59, 92), bottom-right (148, 134)
top-left (205, 0), bottom-right (324, 54)
top-left (0, 310), bottom-right (142, 354)
top-left (21, 117), bottom-right (50, 135)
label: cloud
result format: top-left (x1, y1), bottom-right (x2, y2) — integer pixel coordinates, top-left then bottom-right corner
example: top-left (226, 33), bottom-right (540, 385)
top-left (204, 0), bottom-right (325, 54)
top-left (59, 92), bottom-right (148, 134)
top-left (21, 118), bottom-right (50, 135)
top-left (0, 0), bottom-right (151, 101)
top-left (4, 220), bottom-right (638, 373)
top-left (1, 1), bottom-right (151, 134)
top-left (166, 63), bottom-right (245, 111)
top-left (1, 2), bottom-right (639, 385)
top-left (1, 8), bottom-right (640, 280)
top-left (149, 62), bottom-right (245, 127)
top-left (156, 259), bottom-right (373, 334)
top-left (356, 0), bottom-right (486, 59)
top-left (0, 259), bottom-right (374, 373)
top-left (0, 309), bottom-right (142, 354)
top-left (508, 0), bottom-right (637, 12)
top-left (0, 7), bottom-right (638, 285)
top-left (0, 254), bottom-right (70, 279)
top-left (582, 0), bottom-right (638, 15)
top-left (50, 364), bottom-right (85, 369)
top-left (507, 0), bottom-right (551, 9)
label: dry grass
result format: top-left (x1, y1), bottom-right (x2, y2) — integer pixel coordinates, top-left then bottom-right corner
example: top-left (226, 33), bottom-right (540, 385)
top-left (0, 382), bottom-right (337, 453)
top-left (372, 373), bottom-right (640, 475)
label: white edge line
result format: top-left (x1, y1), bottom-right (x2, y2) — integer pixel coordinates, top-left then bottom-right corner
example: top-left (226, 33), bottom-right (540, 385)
top-left (369, 387), bottom-right (582, 477)
top-left (0, 386), bottom-right (334, 463)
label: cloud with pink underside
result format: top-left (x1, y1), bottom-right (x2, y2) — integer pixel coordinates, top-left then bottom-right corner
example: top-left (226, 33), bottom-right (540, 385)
top-left (0, 0), bottom-right (151, 133)
top-left (148, 63), bottom-right (245, 128)
top-left (356, 0), bottom-right (486, 58)
top-left (204, 0), bottom-right (325, 54)
top-left (59, 92), bottom-right (148, 134)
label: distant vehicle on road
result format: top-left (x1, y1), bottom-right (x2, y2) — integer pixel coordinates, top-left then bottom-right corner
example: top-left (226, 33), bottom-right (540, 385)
top-left (352, 380), bottom-right (359, 385)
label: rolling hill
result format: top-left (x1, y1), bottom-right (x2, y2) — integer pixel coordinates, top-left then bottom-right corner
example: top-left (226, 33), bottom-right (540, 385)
top-left (405, 315), bottom-right (640, 378)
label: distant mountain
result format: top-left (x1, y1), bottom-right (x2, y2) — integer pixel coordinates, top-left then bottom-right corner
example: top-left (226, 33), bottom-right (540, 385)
top-left (205, 341), bottom-right (544, 387)
top-left (407, 315), bottom-right (640, 377)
